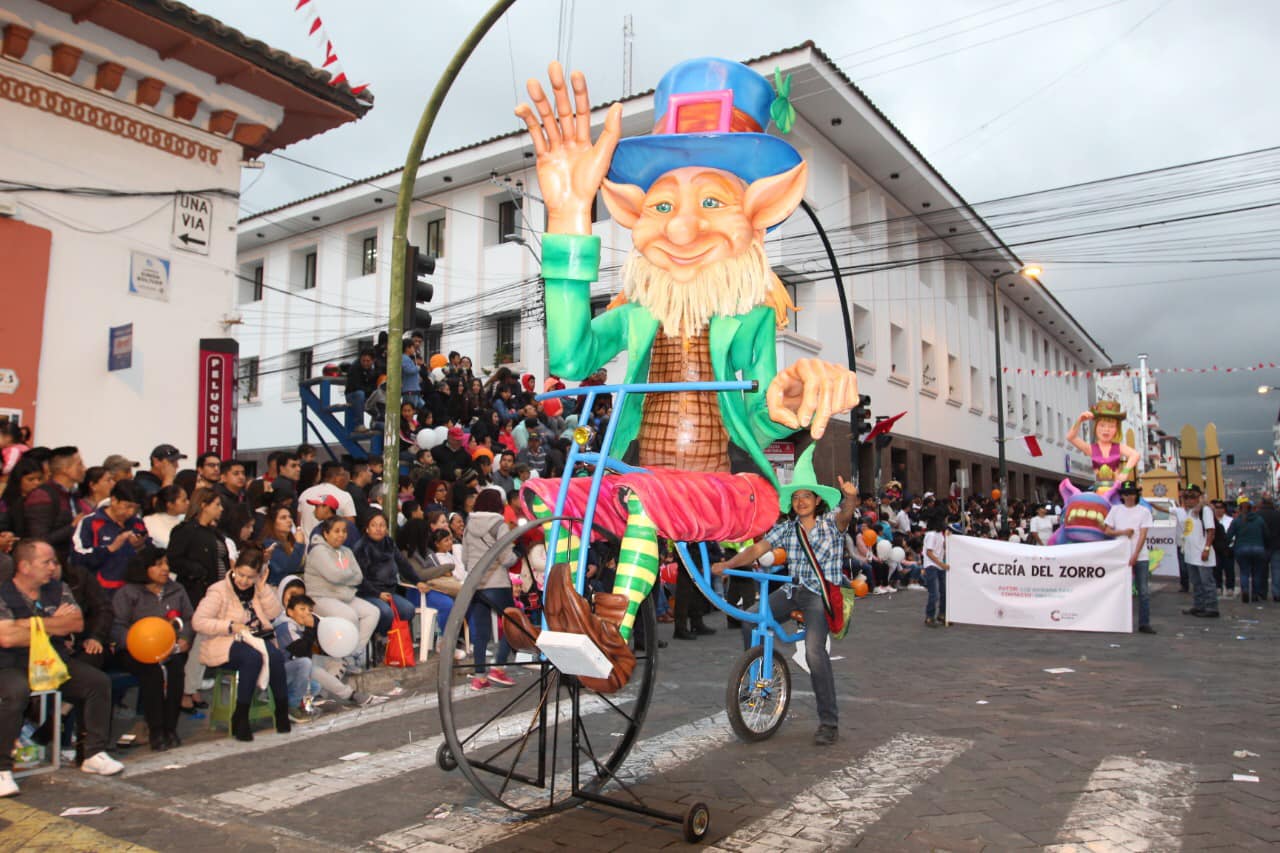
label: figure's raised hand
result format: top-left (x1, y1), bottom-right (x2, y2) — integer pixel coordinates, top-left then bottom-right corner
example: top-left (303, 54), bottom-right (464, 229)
top-left (515, 62), bottom-right (622, 235)
top-left (766, 358), bottom-right (860, 440)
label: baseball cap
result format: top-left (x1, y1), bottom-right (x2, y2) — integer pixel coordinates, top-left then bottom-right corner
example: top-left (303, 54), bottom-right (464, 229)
top-left (150, 444), bottom-right (187, 462)
top-left (1237, 494), bottom-right (1252, 506)
top-left (102, 454), bottom-right (139, 471)
top-left (306, 494), bottom-right (340, 511)
top-left (1183, 483), bottom-right (1202, 495)
top-left (1119, 480), bottom-right (1141, 495)
top-left (447, 425), bottom-right (465, 442)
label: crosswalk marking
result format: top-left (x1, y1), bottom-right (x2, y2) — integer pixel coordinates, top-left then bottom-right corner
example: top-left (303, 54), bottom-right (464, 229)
top-left (707, 733), bottom-right (973, 851)
top-left (370, 711), bottom-right (733, 852)
top-left (211, 694), bottom-right (611, 812)
top-left (1046, 755), bottom-right (1194, 852)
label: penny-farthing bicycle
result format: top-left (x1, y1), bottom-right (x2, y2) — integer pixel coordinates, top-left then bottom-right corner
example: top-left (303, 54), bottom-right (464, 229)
top-left (435, 379), bottom-right (803, 842)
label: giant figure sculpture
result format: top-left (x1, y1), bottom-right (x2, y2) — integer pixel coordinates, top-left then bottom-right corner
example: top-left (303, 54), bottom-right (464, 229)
top-left (506, 58), bottom-right (861, 689)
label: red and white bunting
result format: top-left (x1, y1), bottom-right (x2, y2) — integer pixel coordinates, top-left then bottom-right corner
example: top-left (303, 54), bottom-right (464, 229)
top-left (294, 0), bottom-right (368, 95)
top-left (1000, 362), bottom-right (1279, 380)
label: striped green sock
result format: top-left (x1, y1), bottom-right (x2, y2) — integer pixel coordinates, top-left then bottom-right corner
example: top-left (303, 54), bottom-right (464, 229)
top-left (526, 492), bottom-right (581, 586)
top-left (611, 490), bottom-right (659, 640)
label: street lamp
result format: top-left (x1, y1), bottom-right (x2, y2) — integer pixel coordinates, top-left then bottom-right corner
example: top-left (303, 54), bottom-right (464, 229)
top-left (1259, 385), bottom-right (1277, 395)
top-left (992, 264), bottom-right (1042, 523)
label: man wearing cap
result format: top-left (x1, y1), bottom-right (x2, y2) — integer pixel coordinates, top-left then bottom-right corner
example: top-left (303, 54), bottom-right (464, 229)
top-left (1227, 496), bottom-right (1270, 604)
top-left (434, 426), bottom-right (472, 483)
top-left (134, 445), bottom-right (187, 503)
top-left (102, 454), bottom-right (138, 482)
top-left (711, 448), bottom-right (857, 745)
top-left (298, 462), bottom-right (358, 538)
top-left (1103, 480), bottom-right (1156, 633)
top-left (1179, 485), bottom-right (1219, 618)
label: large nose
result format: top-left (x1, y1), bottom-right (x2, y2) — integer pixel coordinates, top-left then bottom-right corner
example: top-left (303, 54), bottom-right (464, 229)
top-left (664, 207), bottom-right (701, 246)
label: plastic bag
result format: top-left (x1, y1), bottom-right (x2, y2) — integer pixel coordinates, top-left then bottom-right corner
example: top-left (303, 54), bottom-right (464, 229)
top-left (29, 617), bottom-right (70, 691)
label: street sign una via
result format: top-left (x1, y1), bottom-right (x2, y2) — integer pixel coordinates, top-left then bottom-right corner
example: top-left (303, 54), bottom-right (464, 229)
top-left (0, 368), bottom-right (18, 395)
top-left (171, 193), bottom-right (212, 255)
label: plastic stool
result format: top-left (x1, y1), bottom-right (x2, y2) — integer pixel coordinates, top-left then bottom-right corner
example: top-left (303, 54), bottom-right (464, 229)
top-left (14, 689), bottom-right (61, 779)
top-left (207, 668), bottom-right (275, 734)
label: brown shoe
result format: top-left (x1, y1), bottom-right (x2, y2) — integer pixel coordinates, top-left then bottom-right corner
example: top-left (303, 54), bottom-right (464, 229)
top-left (543, 564), bottom-right (635, 694)
top-left (502, 608), bottom-right (541, 652)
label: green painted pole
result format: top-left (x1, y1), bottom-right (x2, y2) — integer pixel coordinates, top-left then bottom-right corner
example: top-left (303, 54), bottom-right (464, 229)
top-left (382, 0), bottom-right (519, 532)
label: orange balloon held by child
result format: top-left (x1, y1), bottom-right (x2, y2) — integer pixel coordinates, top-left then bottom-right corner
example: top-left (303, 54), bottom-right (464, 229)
top-left (861, 528), bottom-right (877, 548)
top-left (851, 576), bottom-right (870, 598)
top-left (991, 488), bottom-right (1002, 501)
top-left (126, 616), bottom-right (176, 664)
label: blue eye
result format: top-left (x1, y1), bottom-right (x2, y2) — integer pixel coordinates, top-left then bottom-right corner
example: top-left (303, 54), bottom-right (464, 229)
top-left (701, 197), bottom-right (724, 209)
top-left (654, 201), bottom-right (672, 214)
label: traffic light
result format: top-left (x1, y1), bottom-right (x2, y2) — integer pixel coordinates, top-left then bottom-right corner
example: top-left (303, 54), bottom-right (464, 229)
top-left (852, 394), bottom-right (872, 443)
top-left (403, 244), bottom-right (436, 334)
top-left (1226, 453), bottom-right (1235, 465)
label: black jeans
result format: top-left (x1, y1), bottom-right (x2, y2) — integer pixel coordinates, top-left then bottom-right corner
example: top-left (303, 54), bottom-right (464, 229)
top-left (739, 587), bottom-right (839, 728)
top-left (223, 641), bottom-right (287, 705)
top-left (0, 657), bottom-right (112, 771)
top-left (123, 651), bottom-right (187, 735)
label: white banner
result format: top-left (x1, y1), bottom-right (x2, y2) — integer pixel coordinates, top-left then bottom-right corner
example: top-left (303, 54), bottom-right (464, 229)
top-left (948, 535), bottom-right (1133, 633)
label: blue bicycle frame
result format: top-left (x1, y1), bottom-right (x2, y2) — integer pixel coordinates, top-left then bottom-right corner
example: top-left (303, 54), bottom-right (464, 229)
top-left (533, 380), bottom-right (806, 664)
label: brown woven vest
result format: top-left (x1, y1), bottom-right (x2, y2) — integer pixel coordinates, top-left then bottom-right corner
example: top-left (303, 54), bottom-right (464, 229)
top-left (635, 331), bottom-right (730, 472)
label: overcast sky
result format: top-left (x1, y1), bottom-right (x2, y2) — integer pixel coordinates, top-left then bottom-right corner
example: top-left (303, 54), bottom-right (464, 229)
top-left (200, 0), bottom-right (1280, 485)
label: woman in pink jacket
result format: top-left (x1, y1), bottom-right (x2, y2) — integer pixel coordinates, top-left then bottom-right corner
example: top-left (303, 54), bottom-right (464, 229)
top-left (192, 544), bottom-right (290, 741)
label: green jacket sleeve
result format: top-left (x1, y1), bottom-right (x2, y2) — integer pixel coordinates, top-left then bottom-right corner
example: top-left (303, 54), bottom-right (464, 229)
top-left (735, 309), bottom-right (795, 448)
top-left (542, 234), bottom-right (627, 380)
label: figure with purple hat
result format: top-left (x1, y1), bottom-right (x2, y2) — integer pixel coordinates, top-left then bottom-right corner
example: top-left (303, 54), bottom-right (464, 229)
top-left (506, 58), bottom-right (860, 692)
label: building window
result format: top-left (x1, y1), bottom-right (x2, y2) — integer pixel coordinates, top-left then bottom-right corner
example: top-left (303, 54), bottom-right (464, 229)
top-left (498, 200), bottom-right (519, 244)
top-left (303, 252), bottom-right (317, 290)
top-left (948, 354), bottom-right (962, 401)
top-left (853, 303), bottom-right (871, 361)
top-left (288, 347), bottom-right (313, 395)
top-left (1021, 393), bottom-right (1030, 426)
top-left (426, 326), bottom-right (442, 356)
top-left (494, 314), bottom-right (520, 363)
top-left (239, 357), bottom-right (259, 403)
top-left (251, 265), bottom-right (264, 301)
top-left (361, 236), bottom-right (377, 276)
top-left (426, 217), bottom-right (445, 258)
top-left (890, 323), bottom-right (907, 378)
top-left (920, 341), bottom-right (936, 390)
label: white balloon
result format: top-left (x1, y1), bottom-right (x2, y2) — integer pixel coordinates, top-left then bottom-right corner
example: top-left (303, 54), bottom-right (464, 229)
top-left (317, 617), bottom-right (359, 658)
top-left (417, 426), bottom-right (447, 450)
top-left (890, 546), bottom-right (906, 563)
top-left (875, 539), bottom-right (892, 561)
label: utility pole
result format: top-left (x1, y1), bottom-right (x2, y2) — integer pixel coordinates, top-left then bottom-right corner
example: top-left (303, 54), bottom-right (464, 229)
top-left (622, 15), bottom-right (634, 98)
top-left (1137, 352), bottom-right (1149, 474)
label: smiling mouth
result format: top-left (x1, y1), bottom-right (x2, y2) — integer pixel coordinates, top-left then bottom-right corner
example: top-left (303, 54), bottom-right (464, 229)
top-left (660, 246), bottom-right (714, 266)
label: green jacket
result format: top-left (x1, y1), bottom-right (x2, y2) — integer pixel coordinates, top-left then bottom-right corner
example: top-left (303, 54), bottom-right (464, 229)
top-left (542, 233), bottom-right (792, 487)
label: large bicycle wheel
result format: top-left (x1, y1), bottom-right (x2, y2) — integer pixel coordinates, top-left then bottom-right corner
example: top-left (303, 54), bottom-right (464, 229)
top-left (725, 645), bottom-right (790, 742)
top-left (437, 517), bottom-right (659, 815)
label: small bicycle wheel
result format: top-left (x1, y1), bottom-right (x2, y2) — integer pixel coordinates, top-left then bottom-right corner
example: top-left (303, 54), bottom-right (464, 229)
top-left (725, 645), bottom-right (790, 742)
top-left (683, 801), bottom-right (711, 843)
top-left (437, 517), bottom-right (659, 815)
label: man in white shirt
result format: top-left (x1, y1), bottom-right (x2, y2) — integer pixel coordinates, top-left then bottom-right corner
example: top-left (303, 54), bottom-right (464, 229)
top-left (1028, 504), bottom-right (1056, 545)
top-left (297, 461), bottom-right (358, 537)
top-left (1104, 481), bottom-right (1156, 633)
top-left (1178, 484), bottom-right (1218, 618)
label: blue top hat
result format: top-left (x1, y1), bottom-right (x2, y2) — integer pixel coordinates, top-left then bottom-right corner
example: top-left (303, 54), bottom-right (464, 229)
top-left (607, 57), bottom-right (803, 192)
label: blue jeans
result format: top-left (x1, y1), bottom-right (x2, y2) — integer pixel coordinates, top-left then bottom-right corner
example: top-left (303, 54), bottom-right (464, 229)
top-left (361, 593), bottom-right (416, 633)
top-left (1188, 562), bottom-right (1218, 613)
top-left (344, 390), bottom-right (366, 431)
top-left (739, 586), bottom-right (838, 728)
top-left (224, 640), bottom-right (287, 705)
top-left (403, 588), bottom-right (455, 639)
top-left (1131, 559), bottom-right (1150, 627)
top-left (469, 588), bottom-right (514, 674)
top-left (285, 656), bottom-right (313, 706)
top-left (1236, 548), bottom-right (1268, 599)
top-left (924, 567), bottom-right (947, 620)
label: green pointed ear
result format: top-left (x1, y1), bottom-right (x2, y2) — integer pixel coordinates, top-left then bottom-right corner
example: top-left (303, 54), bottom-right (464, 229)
top-left (600, 179), bottom-right (646, 229)
top-left (743, 162), bottom-right (808, 232)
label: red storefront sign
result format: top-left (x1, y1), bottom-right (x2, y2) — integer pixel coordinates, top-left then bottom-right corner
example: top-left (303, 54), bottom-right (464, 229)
top-left (197, 339), bottom-right (238, 459)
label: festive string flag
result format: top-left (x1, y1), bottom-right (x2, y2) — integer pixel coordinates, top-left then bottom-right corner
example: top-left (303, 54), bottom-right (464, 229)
top-left (293, 0), bottom-right (368, 95)
top-left (1024, 435), bottom-right (1043, 458)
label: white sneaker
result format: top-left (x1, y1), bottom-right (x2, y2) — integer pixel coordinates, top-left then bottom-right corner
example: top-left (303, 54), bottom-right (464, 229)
top-left (908, 584), bottom-right (927, 591)
top-left (80, 751), bottom-right (124, 776)
top-left (871, 586), bottom-right (888, 595)
top-left (0, 770), bottom-right (18, 797)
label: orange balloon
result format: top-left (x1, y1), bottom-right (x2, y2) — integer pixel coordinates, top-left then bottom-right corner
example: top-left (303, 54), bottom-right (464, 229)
top-left (991, 488), bottom-right (1002, 501)
top-left (852, 577), bottom-right (870, 598)
top-left (772, 547), bottom-right (787, 566)
top-left (126, 616), bottom-right (176, 664)
top-left (861, 528), bottom-right (878, 547)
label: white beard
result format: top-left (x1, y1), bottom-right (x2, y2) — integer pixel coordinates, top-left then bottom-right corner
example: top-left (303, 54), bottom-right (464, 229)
top-left (621, 242), bottom-right (773, 338)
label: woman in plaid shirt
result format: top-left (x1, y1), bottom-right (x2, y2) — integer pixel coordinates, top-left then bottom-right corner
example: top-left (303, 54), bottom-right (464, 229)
top-left (713, 447), bottom-right (857, 746)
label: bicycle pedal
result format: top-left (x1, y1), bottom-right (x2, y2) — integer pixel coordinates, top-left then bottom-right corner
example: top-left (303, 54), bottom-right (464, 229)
top-left (790, 610), bottom-right (805, 624)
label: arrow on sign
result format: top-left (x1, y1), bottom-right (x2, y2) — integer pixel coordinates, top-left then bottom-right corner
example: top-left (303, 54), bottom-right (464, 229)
top-left (178, 234), bottom-right (207, 247)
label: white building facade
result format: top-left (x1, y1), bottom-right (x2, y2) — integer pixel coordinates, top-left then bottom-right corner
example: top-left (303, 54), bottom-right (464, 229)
top-left (235, 42), bottom-right (1107, 501)
top-left (0, 0), bottom-right (367, 465)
